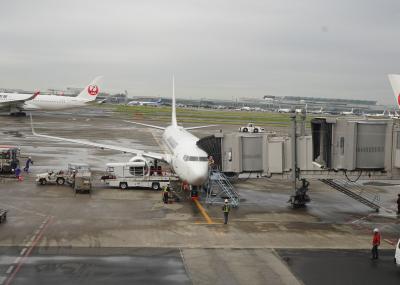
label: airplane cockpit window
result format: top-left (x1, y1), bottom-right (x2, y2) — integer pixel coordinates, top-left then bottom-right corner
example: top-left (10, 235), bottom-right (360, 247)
top-left (184, 156), bottom-right (208, 161)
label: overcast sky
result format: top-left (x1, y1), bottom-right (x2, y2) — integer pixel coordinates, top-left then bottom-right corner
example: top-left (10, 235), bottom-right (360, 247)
top-left (0, 0), bottom-right (399, 104)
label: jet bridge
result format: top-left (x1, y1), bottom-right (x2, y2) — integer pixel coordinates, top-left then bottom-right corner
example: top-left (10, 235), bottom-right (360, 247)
top-left (197, 117), bottom-right (400, 180)
top-left (197, 131), bottom-right (315, 176)
top-left (311, 117), bottom-right (393, 171)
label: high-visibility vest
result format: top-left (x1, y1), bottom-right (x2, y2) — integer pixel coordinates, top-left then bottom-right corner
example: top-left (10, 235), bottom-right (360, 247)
top-left (223, 204), bottom-right (230, 213)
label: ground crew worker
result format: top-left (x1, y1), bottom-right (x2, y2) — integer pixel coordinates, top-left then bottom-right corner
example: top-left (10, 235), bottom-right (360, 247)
top-left (222, 199), bottom-right (231, 224)
top-left (15, 167), bottom-right (21, 180)
top-left (208, 155), bottom-right (215, 167)
top-left (163, 186), bottom-right (169, 204)
top-left (371, 228), bottom-right (381, 260)
top-left (397, 194), bottom-right (400, 215)
top-left (23, 157), bottom-right (33, 172)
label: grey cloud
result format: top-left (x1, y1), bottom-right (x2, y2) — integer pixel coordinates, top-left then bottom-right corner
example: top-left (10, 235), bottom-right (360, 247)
top-left (0, 0), bottom-right (399, 104)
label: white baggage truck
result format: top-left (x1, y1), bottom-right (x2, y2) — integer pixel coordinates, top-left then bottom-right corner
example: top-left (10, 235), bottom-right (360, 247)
top-left (103, 161), bottom-right (177, 190)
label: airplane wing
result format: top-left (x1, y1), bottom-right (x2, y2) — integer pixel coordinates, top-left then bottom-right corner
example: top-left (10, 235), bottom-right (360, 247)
top-left (184, 125), bottom-right (218, 130)
top-left (0, 91), bottom-right (40, 104)
top-left (30, 114), bottom-right (169, 162)
top-left (123, 120), bottom-right (165, 130)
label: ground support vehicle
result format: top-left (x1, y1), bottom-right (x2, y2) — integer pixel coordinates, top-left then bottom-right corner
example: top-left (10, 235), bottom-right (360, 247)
top-left (395, 238), bottom-right (400, 266)
top-left (238, 123), bottom-right (265, 133)
top-left (0, 146), bottom-right (20, 173)
top-left (0, 209), bottom-right (8, 224)
top-left (66, 163), bottom-right (92, 194)
top-left (103, 161), bottom-right (178, 190)
top-left (36, 170), bottom-right (67, 185)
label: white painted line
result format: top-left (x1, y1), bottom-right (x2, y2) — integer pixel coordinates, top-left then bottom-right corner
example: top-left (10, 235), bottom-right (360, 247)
top-left (6, 266), bottom-right (14, 274)
top-left (25, 243), bottom-right (31, 247)
top-left (384, 238), bottom-right (394, 245)
top-left (0, 276), bottom-right (6, 285)
top-left (30, 236), bottom-right (36, 242)
top-left (34, 230), bottom-right (40, 235)
top-left (38, 224), bottom-right (44, 229)
top-left (20, 248), bottom-right (27, 256)
top-left (13, 257), bottom-right (21, 264)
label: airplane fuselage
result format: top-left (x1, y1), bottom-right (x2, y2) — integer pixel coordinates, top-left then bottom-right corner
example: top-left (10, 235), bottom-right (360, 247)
top-left (162, 125), bottom-right (209, 185)
top-left (22, 95), bottom-right (90, 111)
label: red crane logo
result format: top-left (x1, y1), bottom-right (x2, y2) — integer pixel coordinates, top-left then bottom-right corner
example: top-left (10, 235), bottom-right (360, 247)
top-left (87, 85), bottom-right (99, 96)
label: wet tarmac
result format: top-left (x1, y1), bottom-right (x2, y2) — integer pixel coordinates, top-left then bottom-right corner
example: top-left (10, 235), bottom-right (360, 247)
top-left (0, 106), bottom-right (399, 284)
top-left (278, 249), bottom-right (400, 285)
top-left (0, 247), bottom-right (190, 285)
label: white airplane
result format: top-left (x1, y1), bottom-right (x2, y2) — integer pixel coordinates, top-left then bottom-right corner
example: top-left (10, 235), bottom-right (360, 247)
top-left (295, 104), bottom-right (307, 114)
top-left (277, 106), bottom-right (291, 113)
top-left (0, 77), bottom-right (102, 114)
top-left (31, 79), bottom-right (216, 186)
top-left (127, 98), bottom-right (162, 106)
top-left (365, 110), bottom-right (388, 118)
top-left (310, 107), bottom-right (324, 114)
top-left (341, 108), bottom-right (355, 115)
top-left (0, 91), bottom-right (40, 114)
top-left (241, 106), bottom-right (253, 111)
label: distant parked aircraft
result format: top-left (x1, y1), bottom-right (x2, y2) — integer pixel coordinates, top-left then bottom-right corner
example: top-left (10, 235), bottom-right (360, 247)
top-left (341, 108), bottom-right (355, 115)
top-left (310, 107), bottom-right (324, 114)
top-left (0, 77), bottom-right (102, 115)
top-left (127, 98), bottom-right (162, 106)
top-left (277, 106), bottom-right (291, 113)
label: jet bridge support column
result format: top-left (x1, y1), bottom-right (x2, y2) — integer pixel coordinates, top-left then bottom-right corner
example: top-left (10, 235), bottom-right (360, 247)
top-left (290, 113), bottom-right (297, 190)
top-left (288, 112), bottom-right (311, 208)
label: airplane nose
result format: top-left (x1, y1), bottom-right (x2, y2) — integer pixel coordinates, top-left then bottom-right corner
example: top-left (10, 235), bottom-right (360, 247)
top-left (188, 166), bottom-right (208, 185)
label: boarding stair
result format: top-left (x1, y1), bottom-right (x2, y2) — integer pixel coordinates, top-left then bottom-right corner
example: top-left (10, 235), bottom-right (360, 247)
top-left (206, 170), bottom-right (240, 207)
top-left (320, 178), bottom-right (380, 212)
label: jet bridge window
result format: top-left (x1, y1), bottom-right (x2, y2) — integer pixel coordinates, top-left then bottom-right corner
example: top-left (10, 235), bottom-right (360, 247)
top-left (340, 137), bottom-right (344, 155)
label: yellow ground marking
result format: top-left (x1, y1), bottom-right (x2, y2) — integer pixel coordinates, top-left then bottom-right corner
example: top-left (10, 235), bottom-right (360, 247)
top-left (193, 199), bottom-right (215, 224)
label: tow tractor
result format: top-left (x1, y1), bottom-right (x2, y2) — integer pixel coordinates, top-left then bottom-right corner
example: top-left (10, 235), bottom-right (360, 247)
top-left (36, 170), bottom-right (67, 185)
top-left (102, 161), bottom-right (178, 190)
top-left (239, 123), bottom-right (265, 133)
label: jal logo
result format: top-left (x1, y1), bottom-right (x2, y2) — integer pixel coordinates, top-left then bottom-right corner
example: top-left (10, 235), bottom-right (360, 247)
top-left (398, 93), bottom-right (400, 106)
top-left (87, 85), bottom-right (99, 96)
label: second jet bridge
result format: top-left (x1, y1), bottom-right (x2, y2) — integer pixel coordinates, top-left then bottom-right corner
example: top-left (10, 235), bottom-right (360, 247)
top-left (311, 117), bottom-right (392, 171)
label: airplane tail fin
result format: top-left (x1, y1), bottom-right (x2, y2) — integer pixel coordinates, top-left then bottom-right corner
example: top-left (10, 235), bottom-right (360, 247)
top-left (77, 76), bottom-right (103, 101)
top-left (171, 76), bottom-right (177, 127)
top-left (388, 74), bottom-right (400, 108)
